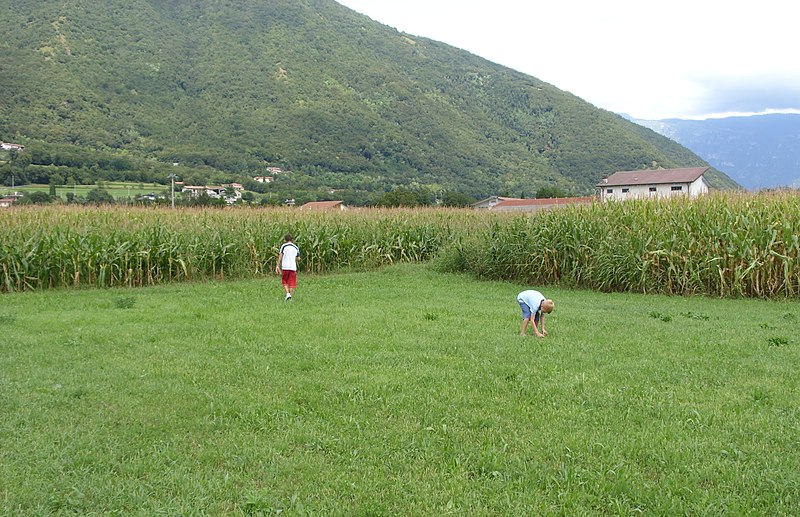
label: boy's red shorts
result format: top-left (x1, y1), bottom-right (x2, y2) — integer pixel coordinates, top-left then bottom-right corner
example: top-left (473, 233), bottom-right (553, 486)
top-left (281, 270), bottom-right (297, 288)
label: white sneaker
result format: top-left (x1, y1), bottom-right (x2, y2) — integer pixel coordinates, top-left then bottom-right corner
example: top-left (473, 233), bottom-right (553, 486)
top-left (285, 293), bottom-right (292, 301)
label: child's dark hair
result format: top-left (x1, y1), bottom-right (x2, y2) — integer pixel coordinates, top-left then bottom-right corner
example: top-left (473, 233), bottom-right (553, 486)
top-left (284, 233), bottom-right (293, 242)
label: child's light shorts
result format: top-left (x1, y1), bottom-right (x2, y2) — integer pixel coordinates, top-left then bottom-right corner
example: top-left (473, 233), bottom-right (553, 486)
top-left (518, 300), bottom-right (540, 322)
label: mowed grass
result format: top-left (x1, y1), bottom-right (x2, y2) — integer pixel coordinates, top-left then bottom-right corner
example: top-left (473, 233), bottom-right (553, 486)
top-left (1, 264), bottom-right (798, 515)
top-left (2, 182), bottom-right (165, 200)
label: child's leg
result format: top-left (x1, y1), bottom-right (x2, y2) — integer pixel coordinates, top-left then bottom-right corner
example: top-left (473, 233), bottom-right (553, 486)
top-left (519, 300), bottom-right (532, 336)
top-left (282, 270), bottom-right (297, 299)
top-left (281, 270), bottom-right (292, 297)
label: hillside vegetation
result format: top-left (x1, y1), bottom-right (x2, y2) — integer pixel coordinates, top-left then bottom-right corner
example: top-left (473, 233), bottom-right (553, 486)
top-left (0, 0), bottom-right (738, 201)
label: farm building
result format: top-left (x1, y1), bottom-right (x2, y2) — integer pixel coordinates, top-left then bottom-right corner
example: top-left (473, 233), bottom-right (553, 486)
top-left (471, 196), bottom-right (519, 210)
top-left (597, 167), bottom-right (710, 202)
top-left (299, 200), bottom-right (347, 211)
top-left (489, 197), bottom-right (594, 213)
top-left (0, 193), bottom-right (23, 208)
top-left (0, 197), bottom-right (18, 208)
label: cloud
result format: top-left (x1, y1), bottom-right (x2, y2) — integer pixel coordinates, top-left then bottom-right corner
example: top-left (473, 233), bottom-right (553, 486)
top-left (337, 0), bottom-right (800, 120)
top-left (690, 75), bottom-right (800, 118)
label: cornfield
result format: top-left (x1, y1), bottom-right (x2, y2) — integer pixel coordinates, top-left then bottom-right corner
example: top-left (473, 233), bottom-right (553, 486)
top-left (440, 192), bottom-right (800, 298)
top-left (0, 206), bottom-right (474, 292)
top-left (2, 192), bottom-right (799, 298)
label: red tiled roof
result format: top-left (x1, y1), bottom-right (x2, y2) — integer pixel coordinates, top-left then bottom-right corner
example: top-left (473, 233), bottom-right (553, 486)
top-left (299, 200), bottom-right (344, 210)
top-left (598, 167), bottom-right (709, 187)
top-left (492, 196), bottom-right (594, 209)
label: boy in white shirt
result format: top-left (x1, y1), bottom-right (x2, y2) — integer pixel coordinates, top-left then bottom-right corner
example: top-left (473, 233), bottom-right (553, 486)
top-left (517, 289), bottom-right (554, 337)
top-left (275, 234), bottom-right (300, 300)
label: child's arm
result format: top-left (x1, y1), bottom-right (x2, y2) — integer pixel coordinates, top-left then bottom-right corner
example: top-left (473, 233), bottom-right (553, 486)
top-left (531, 313), bottom-right (547, 337)
top-left (533, 314), bottom-right (546, 337)
top-left (275, 252), bottom-right (283, 274)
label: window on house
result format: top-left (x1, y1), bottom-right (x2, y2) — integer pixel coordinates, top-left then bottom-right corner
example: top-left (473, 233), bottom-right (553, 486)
top-left (622, 188), bottom-right (629, 193)
top-left (649, 187), bottom-right (657, 192)
top-left (606, 188), bottom-right (613, 194)
top-left (671, 185), bottom-right (683, 191)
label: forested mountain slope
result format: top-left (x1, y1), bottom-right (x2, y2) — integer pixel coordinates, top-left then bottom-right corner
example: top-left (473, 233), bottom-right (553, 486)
top-left (0, 0), bottom-right (738, 199)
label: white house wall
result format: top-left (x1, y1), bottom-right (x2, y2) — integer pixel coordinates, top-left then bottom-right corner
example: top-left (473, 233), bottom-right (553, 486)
top-left (602, 180), bottom-right (708, 202)
top-left (689, 177), bottom-right (709, 197)
top-left (602, 184), bottom-right (679, 201)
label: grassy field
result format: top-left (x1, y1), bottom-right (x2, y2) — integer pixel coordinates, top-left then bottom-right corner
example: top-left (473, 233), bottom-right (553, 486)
top-left (1, 182), bottom-right (167, 201)
top-left (1, 264), bottom-right (798, 514)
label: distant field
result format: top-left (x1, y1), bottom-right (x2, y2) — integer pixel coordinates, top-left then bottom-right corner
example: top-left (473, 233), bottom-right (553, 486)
top-left (1, 181), bottom-right (168, 200)
top-left (1, 264), bottom-right (798, 514)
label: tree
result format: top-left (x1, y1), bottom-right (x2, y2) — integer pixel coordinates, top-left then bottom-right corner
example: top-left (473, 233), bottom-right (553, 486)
top-left (440, 191), bottom-right (476, 207)
top-left (86, 187), bottom-right (115, 204)
top-left (377, 187), bottom-right (432, 207)
top-left (16, 191), bottom-right (52, 205)
top-left (187, 192), bottom-right (217, 207)
top-left (536, 185), bottom-right (568, 199)
top-left (223, 186), bottom-right (238, 200)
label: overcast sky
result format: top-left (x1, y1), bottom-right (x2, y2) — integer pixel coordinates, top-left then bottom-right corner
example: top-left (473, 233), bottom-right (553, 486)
top-left (336, 0), bottom-right (800, 120)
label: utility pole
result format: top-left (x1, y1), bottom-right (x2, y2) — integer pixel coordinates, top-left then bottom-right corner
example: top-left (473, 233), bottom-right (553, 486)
top-left (168, 173), bottom-right (178, 208)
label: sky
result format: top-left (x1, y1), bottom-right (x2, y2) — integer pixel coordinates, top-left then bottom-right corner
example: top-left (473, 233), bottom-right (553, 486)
top-left (336, 0), bottom-right (800, 120)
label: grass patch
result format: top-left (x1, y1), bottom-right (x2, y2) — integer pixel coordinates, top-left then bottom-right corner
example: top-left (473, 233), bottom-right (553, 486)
top-left (2, 181), bottom-right (166, 201)
top-left (112, 295), bottom-right (137, 309)
top-left (1, 264), bottom-right (799, 514)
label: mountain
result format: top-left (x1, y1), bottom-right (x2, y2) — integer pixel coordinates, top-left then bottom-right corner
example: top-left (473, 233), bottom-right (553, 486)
top-left (0, 0), bottom-right (738, 202)
top-left (632, 114), bottom-right (800, 190)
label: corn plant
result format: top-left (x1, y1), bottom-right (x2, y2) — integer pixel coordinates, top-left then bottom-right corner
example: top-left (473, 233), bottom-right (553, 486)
top-left (436, 192), bottom-right (800, 298)
top-left (0, 206), bottom-right (478, 292)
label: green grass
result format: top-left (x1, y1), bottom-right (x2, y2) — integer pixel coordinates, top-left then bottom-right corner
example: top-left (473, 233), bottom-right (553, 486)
top-left (1, 181), bottom-right (167, 200)
top-left (1, 264), bottom-right (799, 514)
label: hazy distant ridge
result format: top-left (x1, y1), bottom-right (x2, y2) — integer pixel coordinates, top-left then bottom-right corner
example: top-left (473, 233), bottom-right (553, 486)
top-left (632, 114), bottom-right (800, 190)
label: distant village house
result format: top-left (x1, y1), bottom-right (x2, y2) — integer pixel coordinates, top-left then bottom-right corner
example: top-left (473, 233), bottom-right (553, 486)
top-left (0, 197), bottom-right (18, 208)
top-left (182, 183), bottom-right (244, 203)
top-left (253, 176), bottom-right (274, 183)
top-left (1, 142), bottom-right (24, 151)
top-left (0, 193), bottom-right (23, 208)
top-left (597, 167), bottom-right (710, 202)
